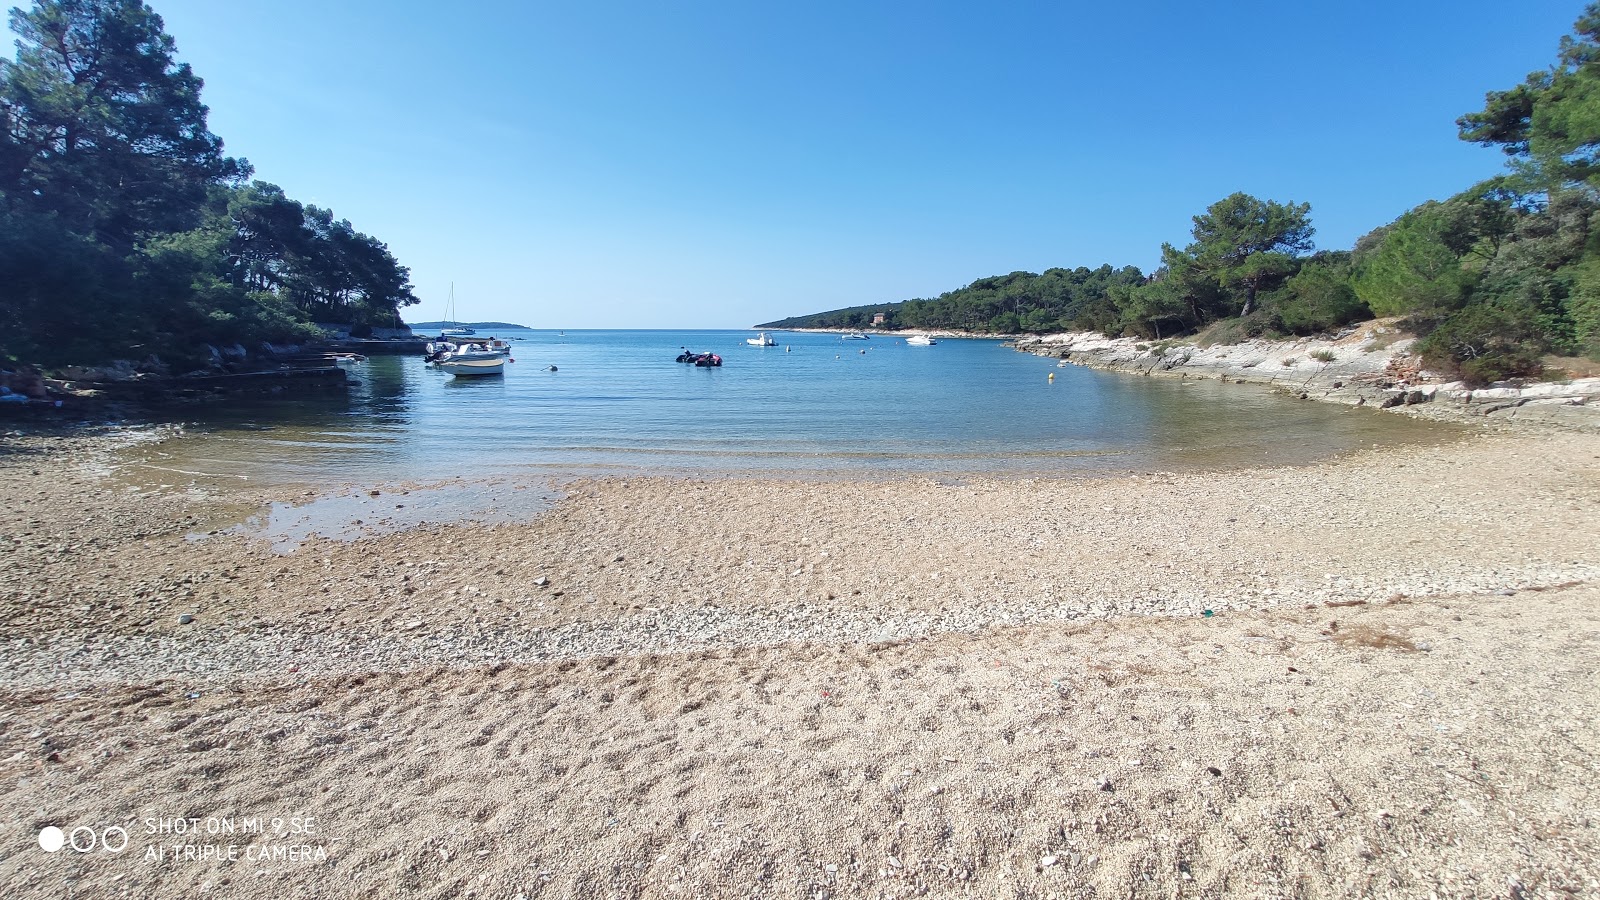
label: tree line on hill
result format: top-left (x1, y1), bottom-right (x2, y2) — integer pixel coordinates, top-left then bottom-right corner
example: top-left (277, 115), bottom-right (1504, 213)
top-left (764, 3), bottom-right (1600, 385)
top-left (0, 0), bottom-right (418, 370)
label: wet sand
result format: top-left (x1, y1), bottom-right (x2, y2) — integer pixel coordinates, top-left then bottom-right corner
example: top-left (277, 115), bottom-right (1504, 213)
top-left (1, 424), bottom-right (1598, 898)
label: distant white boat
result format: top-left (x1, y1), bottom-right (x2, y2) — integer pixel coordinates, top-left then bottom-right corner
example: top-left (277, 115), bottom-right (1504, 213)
top-left (436, 348), bottom-right (505, 376)
top-left (905, 334), bottom-right (937, 346)
top-left (841, 332), bottom-right (869, 340)
top-left (747, 332), bottom-right (777, 346)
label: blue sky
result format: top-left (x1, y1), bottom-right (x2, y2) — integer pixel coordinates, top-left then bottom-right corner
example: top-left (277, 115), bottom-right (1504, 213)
top-left (138, 0), bottom-right (1580, 328)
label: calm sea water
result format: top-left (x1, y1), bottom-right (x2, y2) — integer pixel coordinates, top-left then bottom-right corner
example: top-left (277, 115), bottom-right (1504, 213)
top-left (135, 328), bottom-right (1450, 485)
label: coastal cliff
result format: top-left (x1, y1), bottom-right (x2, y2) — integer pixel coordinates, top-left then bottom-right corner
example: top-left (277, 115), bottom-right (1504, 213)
top-left (1012, 319), bottom-right (1600, 432)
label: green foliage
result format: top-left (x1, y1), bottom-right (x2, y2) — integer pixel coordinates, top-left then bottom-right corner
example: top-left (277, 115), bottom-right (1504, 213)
top-left (1571, 256), bottom-right (1600, 346)
top-left (0, 207), bottom-right (130, 364)
top-left (1414, 301), bottom-right (1547, 386)
top-left (759, 265), bottom-right (1145, 335)
top-left (1353, 203), bottom-right (1478, 317)
top-left (767, 195), bottom-right (1317, 341)
top-left (136, 216), bottom-right (322, 358)
top-left (1115, 277), bottom-right (1190, 338)
top-left (1089, 193), bottom-right (1318, 340)
top-left (1459, 2), bottom-right (1600, 192)
top-left (1164, 192), bottom-right (1315, 320)
top-left (1465, 3), bottom-right (1600, 193)
top-left (0, 0), bottom-right (415, 368)
top-left (1466, 189), bottom-right (1598, 355)
top-left (1269, 254), bottom-right (1369, 335)
top-left (0, 0), bottom-right (245, 245)
top-left (221, 182), bottom-right (417, 325)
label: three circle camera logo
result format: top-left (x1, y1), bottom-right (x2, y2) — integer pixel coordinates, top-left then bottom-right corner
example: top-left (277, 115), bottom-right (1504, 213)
top-left (38, 824), bottom-right (129, 854)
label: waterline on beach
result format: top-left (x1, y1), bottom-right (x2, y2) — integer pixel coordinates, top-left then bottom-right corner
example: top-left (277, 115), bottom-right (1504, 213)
top-left (119, 329), bottom-right (1460, 488)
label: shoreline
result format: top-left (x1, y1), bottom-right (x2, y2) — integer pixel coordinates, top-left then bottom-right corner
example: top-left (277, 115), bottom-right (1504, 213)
top-left (773, 326), bottom-right (1018, 339)
top-left (1009, 320), bottom-right (1600, 432)
top-left (2, 424), bottom-right (1598, 896)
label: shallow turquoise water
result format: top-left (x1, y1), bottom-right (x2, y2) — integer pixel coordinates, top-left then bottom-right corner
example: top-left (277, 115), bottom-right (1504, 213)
top-left (139, 328), bottom-right (1451, 483)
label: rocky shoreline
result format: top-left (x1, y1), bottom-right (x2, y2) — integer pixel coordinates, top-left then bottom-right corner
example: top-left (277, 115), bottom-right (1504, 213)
top-left (1010, 320), bottom-right (1600, 431)
top-left (0, 330), bottom-right (433, 413)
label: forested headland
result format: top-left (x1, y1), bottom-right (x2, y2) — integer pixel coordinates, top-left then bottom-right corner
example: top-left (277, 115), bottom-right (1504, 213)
top-left (0, 0), bottom-right (417, 372)
top-left (763, 3), bottom-right (1600, 386)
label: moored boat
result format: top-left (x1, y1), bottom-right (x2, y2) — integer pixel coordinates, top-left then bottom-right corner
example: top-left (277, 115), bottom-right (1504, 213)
top-left (425, 337), bottom-right (511, 363)
top-left (746, 332), bottom-right (777, 346)
top-left (436, 348), bottom-right (506, 376)
top-left (905, 334), bottom-right (937, 346)
top-left (675, 350), bottom-right (722, 366)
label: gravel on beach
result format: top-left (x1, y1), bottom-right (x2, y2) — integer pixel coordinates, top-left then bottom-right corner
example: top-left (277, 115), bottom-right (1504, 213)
top-left (1, 423), bottom-right (1597, 898)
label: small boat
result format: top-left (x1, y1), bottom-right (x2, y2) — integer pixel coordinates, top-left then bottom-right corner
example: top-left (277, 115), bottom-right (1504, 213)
top-left (425, 337), bottom-right (510, 362)
top-left (841, 332), bottom-right (870, 340)
top-left (675, 350), bottom-right (722, 367)
top-left (746, 332), bottom-right (777, 346)
top-left (905, 334), bottom-right (937, 346)
top-left (436, 348), bottom-right (506, 376)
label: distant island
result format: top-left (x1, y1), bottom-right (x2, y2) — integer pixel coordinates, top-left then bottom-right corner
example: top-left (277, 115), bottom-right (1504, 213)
top-left (407, 321), bottom-right (532, 331)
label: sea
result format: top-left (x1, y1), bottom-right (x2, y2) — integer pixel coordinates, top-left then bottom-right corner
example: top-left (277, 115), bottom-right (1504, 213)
top-left (130, 328), bottom-right (1451, 487)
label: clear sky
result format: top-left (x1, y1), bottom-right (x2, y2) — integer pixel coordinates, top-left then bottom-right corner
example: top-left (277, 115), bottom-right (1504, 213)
top-left (136, 0), bottom-right (1580, 328)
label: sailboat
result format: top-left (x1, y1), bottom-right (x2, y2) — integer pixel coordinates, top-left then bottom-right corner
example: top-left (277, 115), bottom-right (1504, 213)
top-left (440, 283), bottom-right (475, 337)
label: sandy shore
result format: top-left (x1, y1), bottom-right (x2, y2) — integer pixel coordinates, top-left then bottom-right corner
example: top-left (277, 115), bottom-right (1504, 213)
top-left (2, 424), bottom-right (1598, 898)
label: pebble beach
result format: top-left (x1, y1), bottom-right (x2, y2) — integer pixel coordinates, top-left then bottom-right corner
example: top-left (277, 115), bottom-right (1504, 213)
top-left (2, 422), bottom-right (1598, 898)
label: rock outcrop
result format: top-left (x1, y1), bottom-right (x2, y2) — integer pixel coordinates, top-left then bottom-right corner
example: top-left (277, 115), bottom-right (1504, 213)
top-left (1011, 320), bottom-right (1600, 431)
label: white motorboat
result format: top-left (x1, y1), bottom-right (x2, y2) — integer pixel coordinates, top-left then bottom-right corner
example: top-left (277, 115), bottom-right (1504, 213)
top-left (746, 332), bottom-right (777, 346)
top-left (841, 332), bottom-right (869, 340)
top-left (436, 348), bottom-right (506, 376)
top-left (905, 334), bottom-right (937, 346)
top-left (425, 337), bottom-right (510, 361)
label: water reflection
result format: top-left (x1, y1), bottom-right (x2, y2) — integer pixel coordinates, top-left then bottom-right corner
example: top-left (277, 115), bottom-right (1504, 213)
top-left (128, 329), bottom-right (1458, 485)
